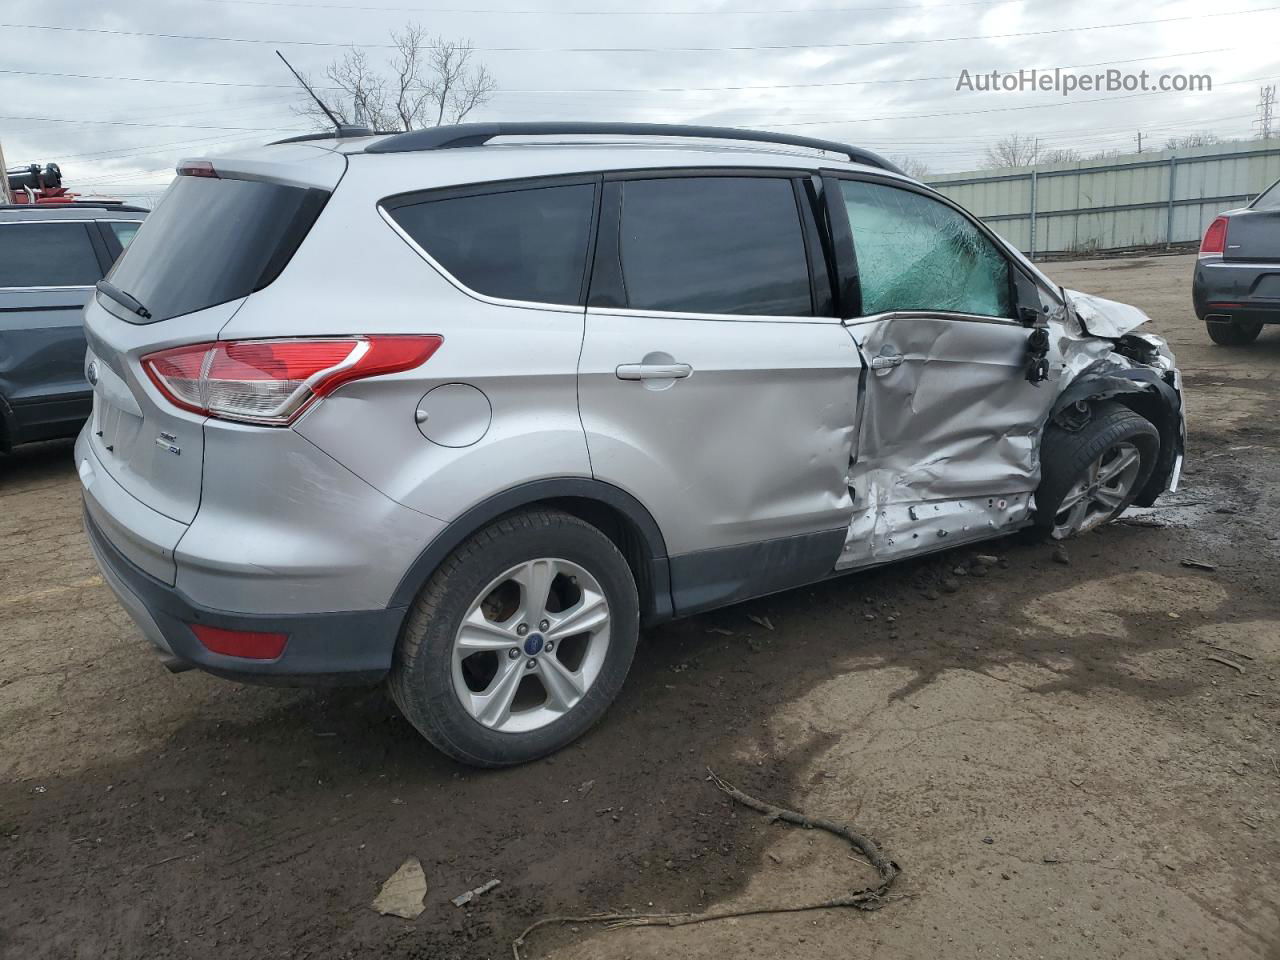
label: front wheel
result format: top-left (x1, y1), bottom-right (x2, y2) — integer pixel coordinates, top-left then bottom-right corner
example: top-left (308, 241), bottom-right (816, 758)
top-left (1206, 318), bottom-right (1262, 345)
top-left (1034, 402), bottom-right (1160, 540)
top-left (389, 509), bottom-right (639, 767)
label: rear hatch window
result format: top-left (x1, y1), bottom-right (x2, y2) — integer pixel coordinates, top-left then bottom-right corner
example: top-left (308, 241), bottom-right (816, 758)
top-left (104, 174), bottom-right (328, 323)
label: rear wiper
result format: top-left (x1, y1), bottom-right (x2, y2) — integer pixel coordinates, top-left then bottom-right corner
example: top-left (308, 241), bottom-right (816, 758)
top-left (96, 280), bottom-right (152, 320)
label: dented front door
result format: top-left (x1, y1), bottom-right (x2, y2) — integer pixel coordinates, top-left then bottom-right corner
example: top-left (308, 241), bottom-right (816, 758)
top-left (826, 175), bottom-right (1053, 568)
top-left (839, 312), bottom-right (1047, 566)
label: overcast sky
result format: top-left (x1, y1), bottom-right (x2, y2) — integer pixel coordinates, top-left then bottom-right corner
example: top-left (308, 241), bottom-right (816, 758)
top-left (3, 0), bottom-right (1278, 204)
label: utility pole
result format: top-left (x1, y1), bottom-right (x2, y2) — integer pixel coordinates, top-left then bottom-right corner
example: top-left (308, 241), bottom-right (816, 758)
top-left (1135, 131), bottom-right (1143, 153)
top-left (0, 139), bottom-right (13, 205)
top-left (1257, 84), bottom-right (1276, 140)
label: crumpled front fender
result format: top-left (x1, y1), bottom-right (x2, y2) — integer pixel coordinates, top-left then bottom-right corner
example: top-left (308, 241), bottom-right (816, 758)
top-left (1050, 344), bottom-right (1185, 507)
top-left (1063, 288), bottom-right (1155, 338)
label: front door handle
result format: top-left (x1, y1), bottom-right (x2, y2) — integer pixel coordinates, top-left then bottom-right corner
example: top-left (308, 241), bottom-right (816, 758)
top-left (869, 352), bottom-right (903, 370)
top-left (616, 362), bottom-right (693, 381)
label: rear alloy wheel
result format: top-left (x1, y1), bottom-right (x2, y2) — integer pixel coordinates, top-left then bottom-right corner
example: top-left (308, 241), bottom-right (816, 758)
top-left (1205, 318), bottom-right (1262, 346)
top-left (1035, 401), bottom-right (1160, 540)
top-left (390, 509), bottom-right (638, 767)
top-left (451, 558), bottom-right (612, 734)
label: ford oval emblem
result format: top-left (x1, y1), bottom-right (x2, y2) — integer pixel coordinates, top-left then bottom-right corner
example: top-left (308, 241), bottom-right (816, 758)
top-left (86, 360), bottom-right (99, 386)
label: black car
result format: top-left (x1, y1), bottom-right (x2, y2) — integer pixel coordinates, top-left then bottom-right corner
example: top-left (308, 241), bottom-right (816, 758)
top-left (1193, 177), bottom-right (1280, 345)
top-left (0, 202), bottom-right (146, 455)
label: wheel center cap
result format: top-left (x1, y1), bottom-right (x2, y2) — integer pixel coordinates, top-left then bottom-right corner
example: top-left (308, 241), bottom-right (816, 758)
top-left (523, 633), bottom-right (545, 656)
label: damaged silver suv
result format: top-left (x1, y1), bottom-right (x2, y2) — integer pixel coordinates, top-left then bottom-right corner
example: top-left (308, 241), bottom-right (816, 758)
top-left (78, 122), bottom-right (1185, 767)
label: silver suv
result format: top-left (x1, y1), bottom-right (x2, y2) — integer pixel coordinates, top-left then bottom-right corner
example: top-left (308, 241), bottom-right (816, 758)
top-left (78, 122), bottom-right (1186, 767)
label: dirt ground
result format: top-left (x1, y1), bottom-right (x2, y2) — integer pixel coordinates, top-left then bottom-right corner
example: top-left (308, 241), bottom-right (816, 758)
top-left (2, 252), bottom-right (1278, 960)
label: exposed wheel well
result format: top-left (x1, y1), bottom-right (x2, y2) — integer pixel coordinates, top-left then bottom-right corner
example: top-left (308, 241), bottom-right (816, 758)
top-left (1047, 371), bottom-right (1183, 507)
top-left (389, 480), bottom-right (674, 626)
top-left (538, 496), bottom-right (665, 622)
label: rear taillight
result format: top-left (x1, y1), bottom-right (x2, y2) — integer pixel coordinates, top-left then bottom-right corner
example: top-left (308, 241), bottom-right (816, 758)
top-left (141, 335), bottom-right (442, 425)
top-left (1200, 216), bottom-right (1229, 255)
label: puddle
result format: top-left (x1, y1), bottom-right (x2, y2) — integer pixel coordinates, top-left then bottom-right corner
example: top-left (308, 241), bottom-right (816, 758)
top-left (1123, 496), bottom-right (1216, 528)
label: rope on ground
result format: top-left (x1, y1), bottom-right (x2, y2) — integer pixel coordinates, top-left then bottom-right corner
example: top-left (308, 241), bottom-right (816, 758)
top-left (510, 767), bottom-right (900, 960)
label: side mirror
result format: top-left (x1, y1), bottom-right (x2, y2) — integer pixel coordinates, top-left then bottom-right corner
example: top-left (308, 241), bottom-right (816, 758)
top-left (1013, 269), bottom-right (1049, 327)
top-left (1024, 326), bottom-right (1051, 385)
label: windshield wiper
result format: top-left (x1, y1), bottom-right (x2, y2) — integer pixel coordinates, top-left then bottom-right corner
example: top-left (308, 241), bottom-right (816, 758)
top-left (96, 280), bottom-right (152, 320)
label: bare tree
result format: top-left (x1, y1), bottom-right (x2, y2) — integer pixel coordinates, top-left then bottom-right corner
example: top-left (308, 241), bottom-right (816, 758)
top-left (890, 154), bottom-right (931, 180)
top-left (390, 25), bottom-right (432, 130)
top-left (426, 36), bottom-right (497, 126)
top-left (295, 46), bottom-right (393, 130)
top-left (294, 25), bottom-right (495, 132)
top-left (982, 133), bottom-right (1040, 168)
top-left (1164, 131), bottom-right (1221, 150)
top-left (1039, 147), bottom-right (1081, 164)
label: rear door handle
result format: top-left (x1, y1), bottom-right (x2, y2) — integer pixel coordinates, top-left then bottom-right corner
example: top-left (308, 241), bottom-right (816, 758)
top-left (616, 362), bottom-right (693, 381)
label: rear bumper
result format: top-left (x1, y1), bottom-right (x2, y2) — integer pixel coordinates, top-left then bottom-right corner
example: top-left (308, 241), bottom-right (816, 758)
top-left (85, 506), bottom-right (405, 685)
top-left (1192, 257), bottom-right (1280, 323)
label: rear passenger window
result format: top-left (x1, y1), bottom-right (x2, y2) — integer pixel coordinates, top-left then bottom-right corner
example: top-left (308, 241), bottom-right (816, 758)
top-left (617, 177), bottom-right (812, 316)
top-left (387, 183), bottom-right (596, 305)
top-left (0, 222), bottom-right (102, 288)
top-left (1253, 180), bottom-right (1280, 210)
top-left (838, 180), bottom-right (1013, 319)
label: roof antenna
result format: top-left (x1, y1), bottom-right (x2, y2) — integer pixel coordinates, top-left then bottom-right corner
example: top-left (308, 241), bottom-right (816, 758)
top-left (276, 50), bottom-right (362, 136)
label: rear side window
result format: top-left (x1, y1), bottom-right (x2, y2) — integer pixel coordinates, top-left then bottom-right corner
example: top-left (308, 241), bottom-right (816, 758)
top-left (0, 222), bottom-right (102, 288)
top-left (105, 221), bottom-right (141, 250)
top-left (386, 183), bottom-right (596, 305)
top-left (105, 175), bottom-right (328, 323)
top-left (617, 177), bottom-right (812, 316)
top-left (1253, 180), bottom-right (1280, 210)
top-left (839, 180), bottom-right (1013, 319)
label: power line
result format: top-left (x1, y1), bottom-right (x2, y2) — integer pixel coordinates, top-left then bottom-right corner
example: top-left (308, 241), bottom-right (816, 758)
top-left (0, 115), bottom-right (305, 132)
top-left (44, 109), bottom-right (1269, 184)
top-left (1, 7), bottom-right (1276, 53)
top-left (184, 0), bottom-right (1032, 13)
top-left (8, 71), bottom-right (1273, 137)
top-left (59, 133), bottom-right (273, 163)
top-left (0, 48), bottom-right (1235, 95)
top-left (1, 97), bottom-right (304, 139)
top-left (756, 77), bottom-right (1278, 128)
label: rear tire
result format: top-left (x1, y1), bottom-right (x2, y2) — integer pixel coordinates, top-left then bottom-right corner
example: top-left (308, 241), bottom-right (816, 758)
top-left (389, 508), bottom-right (639, 768)
top-left (1034, 402), bottom-right (1160, 540)
top-left (1205, 318), bottom-right (1262, 345)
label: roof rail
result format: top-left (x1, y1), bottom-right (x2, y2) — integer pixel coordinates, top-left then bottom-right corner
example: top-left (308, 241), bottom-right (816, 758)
top-left (270, 125), bottom-right (383, 146)
top-left (363, 122), bottom-right (904, 173)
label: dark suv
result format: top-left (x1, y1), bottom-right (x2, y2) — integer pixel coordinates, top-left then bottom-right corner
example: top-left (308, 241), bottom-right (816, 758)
top-left (0, 203), bottom-right (145, 455)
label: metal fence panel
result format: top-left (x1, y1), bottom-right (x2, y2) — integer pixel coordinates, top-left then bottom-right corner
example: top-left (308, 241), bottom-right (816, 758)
top-left (926, 139), bottom-right (1280, 256)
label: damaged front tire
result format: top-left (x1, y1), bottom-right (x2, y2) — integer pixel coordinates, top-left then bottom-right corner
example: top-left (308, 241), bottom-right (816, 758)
top-left (1034, 401), bottom-right (1160, 540)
